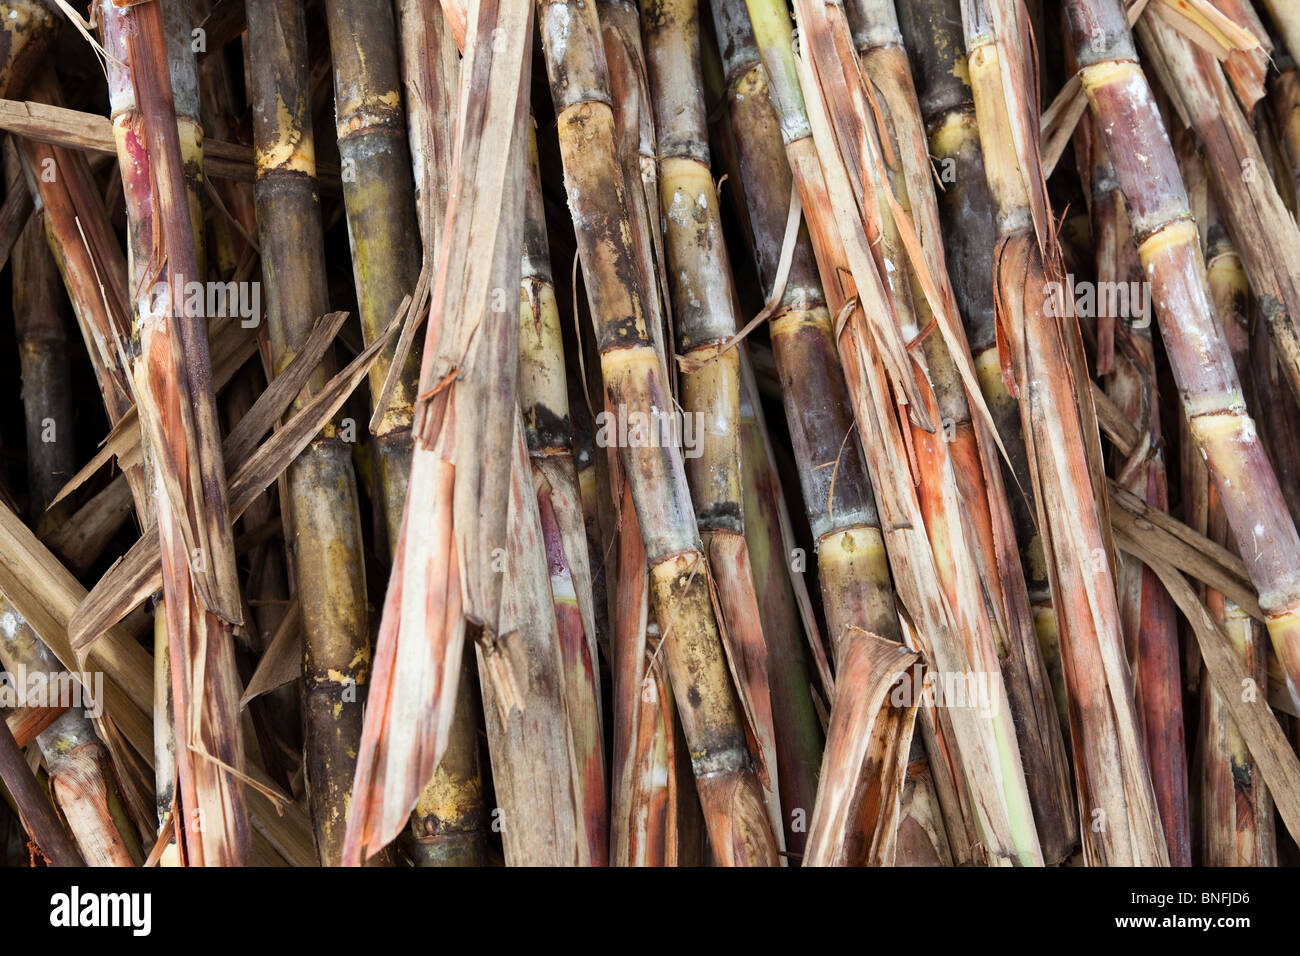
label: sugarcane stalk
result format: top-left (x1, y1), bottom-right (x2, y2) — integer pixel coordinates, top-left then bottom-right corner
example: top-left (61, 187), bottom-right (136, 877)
top-left (391, 0), bottom-right (492, 868)
top-left (1080, 116), bottom-right (1191, 865)
top-left (3, 134), bottom-right (71, 540)
top-left (1175, 138), bottom-right (1277, 865)
top-left (0, 689), bottom-right (82, 867)
top-left (609, 473), bottom-right (680, 865)
top-left (0, 12), bottom-right (69, 540)
top-left (245, 0), bottom-right (374, 866)
top-left (536, 0), bottom-right (778, 865)
top-left (343, 0), bottom-right (530, 864)
top-left (598, 0), bottom-right (673, 378)
top-left (162, 0), bottom-right (206, 270)
top-left (896, 0), bottom-right (1072, 748)
top-left (191, 0), bottom-right (258, 276)
top-left (1133, 10), bottom-right (1300, 413)
top-left (848, 0), bottom-right (1076, 863)
top-left (472, 412), bottom-right (597, 865)
top-left (100, 0), bottom-right (249, 866)
top-left (746, 0), bottom-right (1046, 866)
top-left (735, 363), bottom-right (823, 861)
top-left (323, 0), bottom-right (490, 867)
top-left (321, 0), bottom-right (422, 549)
top-left (710, 0), bottom-right (931, 860)
top-left (91, 12), bottom-right (179, 850)
top-left (11, 214), bottom-right (72, 534)
top-left (517, 123), bottom-right (607, 862)
top-left (595, 6), bottom-right (700, 863)
top-left (962, 0), bottom-right (1166, 866)
top-left (640, 0), bottom-right (785, 856)
top-left (0, 601), bottom-right (142, 866)
top-left (1068, 0), bottom-right (1300, 728)
top-left (722, 0), bottom-right (953, 866)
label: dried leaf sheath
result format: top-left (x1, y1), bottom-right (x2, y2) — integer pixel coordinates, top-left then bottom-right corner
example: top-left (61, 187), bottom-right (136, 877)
top-left (847, 0), bottom-right (1075, 863)
top-left (712, 0), bottom-right (927, 863)
top-left (394, 0), bottom-right (488, 868)
top-left (100, 0), bottom-right (249, 867)
top-left (896, 0), bottom-right (1071, 763)
top-left (474, 419), bottom-right (593, 865)
top-left (965, 0), bottom-right (1166, 866)
top-left (537, 0), bottom-right (777, 865)
top-left (517, 123), bottom-right (607, 863)
top-left (246, 0), bottom-right (370, 866)
top-left (768, 0), bottom-right (1042, 865)
top-left (1078, 119), bottom-right (1191, 864)
top-left (343, 0), bottom-right (533, 864)
top-left (609, 476), bottom-right (679, 865)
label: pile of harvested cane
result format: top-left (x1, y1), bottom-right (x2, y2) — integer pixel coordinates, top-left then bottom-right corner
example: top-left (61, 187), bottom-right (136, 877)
top-left (0, 0), bottom-right (1298, 869)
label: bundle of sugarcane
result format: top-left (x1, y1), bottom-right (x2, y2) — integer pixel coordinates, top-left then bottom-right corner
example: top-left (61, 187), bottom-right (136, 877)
top-left (6, 0), bottom-right (1300, 870)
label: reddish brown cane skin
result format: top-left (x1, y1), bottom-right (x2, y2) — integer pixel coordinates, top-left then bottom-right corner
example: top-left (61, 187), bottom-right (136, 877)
top-left (100, 0), bottom-right (250, 867)
top-left (1068, 4), bottom-right (1300, 717)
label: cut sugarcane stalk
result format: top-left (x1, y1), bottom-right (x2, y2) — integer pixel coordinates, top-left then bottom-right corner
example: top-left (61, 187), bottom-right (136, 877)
top-left (1078, 114), bottom-right (1191, 864)
top-left (100, 0), bottom-right (250, 866)
top-left (246, 0), bottom-right (372, 866)
top-left (393, 0), bottom-right (490, 867)
top-left (537, 0), bottom-right (778, 865)
top-left (1067, 0), bottom-right (1300, 735)
top-left (848, 0), bottom-right (1075, 863)
top-left (1176, 137), bottom-right (1277, 866)
top-left (641, 0), bottom-right (785, 857)
top-left (712, 0), bottom-right (940, 863)
top-left (0, 601), bottom-right (143, 866)
top-left (517, 122), bottom-right (607, 863)
top-left (966, 0), bottom-right (1166, 866)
